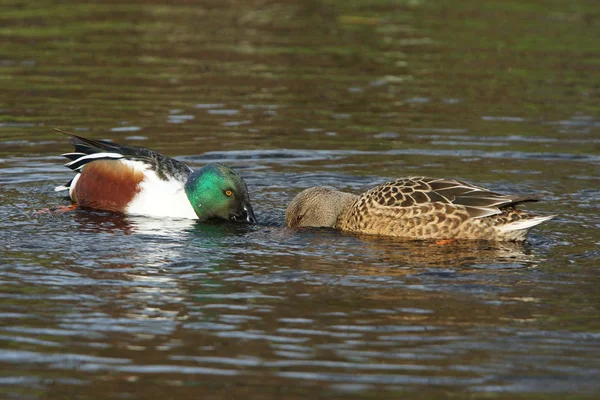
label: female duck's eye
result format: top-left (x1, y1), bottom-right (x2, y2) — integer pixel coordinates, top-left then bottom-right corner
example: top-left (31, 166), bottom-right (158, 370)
top-left (224, 190), bottom-right (233, 197)
top-left (297, 214), bottom-right (303, 221)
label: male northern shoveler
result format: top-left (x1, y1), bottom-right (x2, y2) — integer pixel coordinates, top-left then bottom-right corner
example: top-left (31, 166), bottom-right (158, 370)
top-left (55, 129), bottom-right (256, 223)
top-left (286, 177), bottom-right (554, 241)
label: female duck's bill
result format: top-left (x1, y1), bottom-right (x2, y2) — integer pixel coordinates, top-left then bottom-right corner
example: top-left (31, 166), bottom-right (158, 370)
top-left (54, 129), bottom-right (256, 223)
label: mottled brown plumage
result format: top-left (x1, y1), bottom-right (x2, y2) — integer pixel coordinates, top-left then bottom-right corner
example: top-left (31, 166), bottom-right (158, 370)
top-left (286, 177), bottom-right (554, 241)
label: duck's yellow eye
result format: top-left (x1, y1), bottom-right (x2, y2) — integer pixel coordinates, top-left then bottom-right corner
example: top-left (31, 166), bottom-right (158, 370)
top-left (225, 190), bottom-right (233, 197)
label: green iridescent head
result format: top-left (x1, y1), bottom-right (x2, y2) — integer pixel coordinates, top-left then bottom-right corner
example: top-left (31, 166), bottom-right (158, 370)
top-left (184, 163), bottom-right (256, 223)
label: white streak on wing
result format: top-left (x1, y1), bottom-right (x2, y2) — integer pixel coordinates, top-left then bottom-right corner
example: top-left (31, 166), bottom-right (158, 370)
top-left (125, 161), bottom-right (197, 219)
top-left (65, 152), bottom-right (124, 170)
top-left (497, 215), bottom-right (555, 232)
top-left (61, 152), bottom-right (86, 158)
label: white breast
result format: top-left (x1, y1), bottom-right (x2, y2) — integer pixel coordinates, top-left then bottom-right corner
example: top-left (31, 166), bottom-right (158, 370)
top-left (125, 163), bottom-right (198, 220)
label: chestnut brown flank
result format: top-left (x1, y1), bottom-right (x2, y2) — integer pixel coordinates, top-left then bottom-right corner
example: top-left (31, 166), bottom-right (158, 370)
top-left (73, 160), bottom-right (144, 212)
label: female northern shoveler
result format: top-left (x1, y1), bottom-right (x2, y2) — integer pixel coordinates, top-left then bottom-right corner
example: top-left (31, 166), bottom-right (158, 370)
top-left (286, 177), bottom-right (554, 241)
top-left (55, 129), bottom-right (256, 223)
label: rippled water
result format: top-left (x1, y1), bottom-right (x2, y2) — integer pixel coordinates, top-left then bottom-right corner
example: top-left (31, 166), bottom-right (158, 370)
top-left (1, 0), bottom-right (599, 399)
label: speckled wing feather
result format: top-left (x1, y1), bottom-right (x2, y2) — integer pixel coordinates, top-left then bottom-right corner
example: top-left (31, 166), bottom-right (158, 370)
top-left (55, 129), bottom-right (192, 182)
top-left (366, 177), bottom-right (541, 218)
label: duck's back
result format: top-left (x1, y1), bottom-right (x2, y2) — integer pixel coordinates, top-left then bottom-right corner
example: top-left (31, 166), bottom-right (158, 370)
top-left (336, 177), bottom-right (551, 241)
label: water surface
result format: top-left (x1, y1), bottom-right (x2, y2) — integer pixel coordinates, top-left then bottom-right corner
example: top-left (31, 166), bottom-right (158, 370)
top-left (1, 0), bottom-right (599, 399)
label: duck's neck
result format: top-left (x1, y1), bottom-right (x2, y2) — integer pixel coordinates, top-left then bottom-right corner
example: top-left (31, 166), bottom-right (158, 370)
top-left (331, 191), bottom-right (359, 228)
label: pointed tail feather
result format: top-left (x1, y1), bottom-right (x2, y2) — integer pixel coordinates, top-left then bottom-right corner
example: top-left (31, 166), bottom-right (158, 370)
top-left (54, 128), bottom-right (120, 154)
top-left (506, 194), bottom-right (544, 206)
top-left (55, 177), bottom-right (74, 192)
top-left (498, 214), bottom-right (556, 233)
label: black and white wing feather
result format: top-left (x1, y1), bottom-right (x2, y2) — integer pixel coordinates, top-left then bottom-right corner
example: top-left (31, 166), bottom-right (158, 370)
top-left (54, 129), bottom-right (193, 192)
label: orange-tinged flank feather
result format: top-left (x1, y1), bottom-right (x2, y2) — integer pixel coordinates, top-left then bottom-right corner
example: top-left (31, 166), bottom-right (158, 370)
top-left (72, 160), bottom-right (145, 212)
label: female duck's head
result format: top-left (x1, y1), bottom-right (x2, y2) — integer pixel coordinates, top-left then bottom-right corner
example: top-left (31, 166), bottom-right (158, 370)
top-left (185, 163), bottom-right (256, 223)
